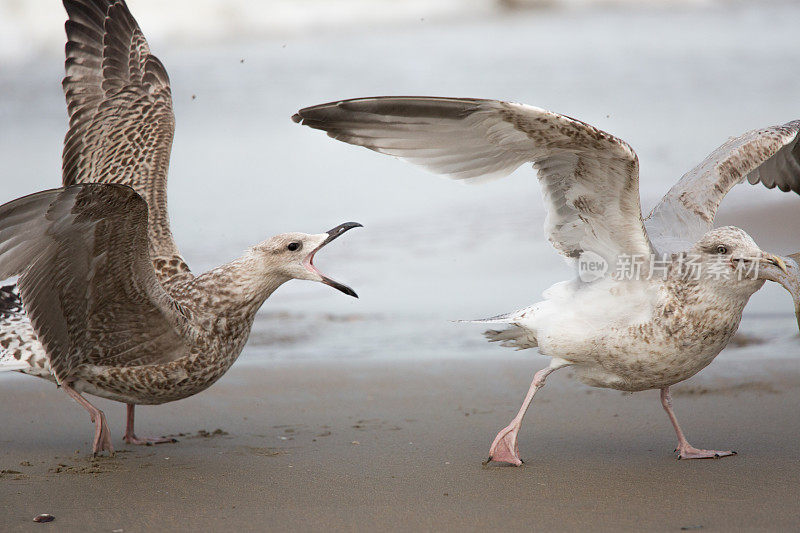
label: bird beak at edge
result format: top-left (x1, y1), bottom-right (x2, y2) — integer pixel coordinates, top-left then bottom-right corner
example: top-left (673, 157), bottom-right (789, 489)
top-left (756, 253), bottom-right (800, 333)
top-left (303, 222), bottom-right (363, 298)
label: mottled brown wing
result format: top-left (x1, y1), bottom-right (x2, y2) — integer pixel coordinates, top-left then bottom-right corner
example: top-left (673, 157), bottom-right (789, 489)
top-left (0, 184), bottom-right (192, 383)
top-left (294, 96), bottom-right (654, 270)
top-left (62, 0), bottom-right (187, 280)
top-left (646, 121), bottom-right (800, 254)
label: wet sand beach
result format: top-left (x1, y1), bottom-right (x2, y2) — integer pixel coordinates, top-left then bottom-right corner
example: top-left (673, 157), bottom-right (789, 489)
top-left (2, 1), bottom-right (800, 531)
top-left (2, 355), bottom-right (799, 532)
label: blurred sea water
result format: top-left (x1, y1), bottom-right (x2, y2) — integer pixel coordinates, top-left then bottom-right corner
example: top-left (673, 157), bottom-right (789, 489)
top-left (0, 0), bottom-right (727, 65)
top-left (0, 0), bottom-right (798, 363)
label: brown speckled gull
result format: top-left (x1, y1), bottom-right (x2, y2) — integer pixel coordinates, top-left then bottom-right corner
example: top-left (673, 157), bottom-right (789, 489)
top-left (294, 96), bottom-right (800, 465)
top-left (0, 0), bottom-right (361, 455)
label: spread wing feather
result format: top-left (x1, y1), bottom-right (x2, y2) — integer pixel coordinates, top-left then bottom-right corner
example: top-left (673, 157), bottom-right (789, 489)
top-left (645, 121), bottom-right (800, 253)
top-left (0, 184), bottom-right (191, 383)
top-left (294, 96), bottom-right (654, 270)
top-left (62, 0), bottom-right (187, 280)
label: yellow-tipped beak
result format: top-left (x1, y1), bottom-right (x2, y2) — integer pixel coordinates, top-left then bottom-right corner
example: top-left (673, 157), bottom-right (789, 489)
top-left (766, 254), bottom-right (788, 274)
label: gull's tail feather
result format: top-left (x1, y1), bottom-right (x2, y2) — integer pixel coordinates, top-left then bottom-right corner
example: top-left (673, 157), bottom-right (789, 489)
top-left (459, 312), bottom-right (518, 324)
top-left (0, 283), bottom-right (51, 376)
top-left (459, 305), bottom-right (535, 324)
top-left (458, 305), bottom-right (538, 349)
top-left (0, 284), bottom-right (22, 317)
top-left (484, 326), bottom-right (538, 350)
top-left (0, 284), bottom-right (26, 371)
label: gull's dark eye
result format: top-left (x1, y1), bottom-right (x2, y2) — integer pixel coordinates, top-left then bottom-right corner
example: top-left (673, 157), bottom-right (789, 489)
top-left (716, 245), bottom-right (728, 255)
top-left (287, 242), bottom-right (301, 252)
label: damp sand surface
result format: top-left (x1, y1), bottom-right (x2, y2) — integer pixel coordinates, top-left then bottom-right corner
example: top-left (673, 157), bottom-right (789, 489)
top-left (2, 357), bottom-right (799, 531)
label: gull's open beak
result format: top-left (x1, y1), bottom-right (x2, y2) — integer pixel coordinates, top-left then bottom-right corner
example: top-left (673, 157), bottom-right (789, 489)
top-left (303, 222), bottom-right (362, 298)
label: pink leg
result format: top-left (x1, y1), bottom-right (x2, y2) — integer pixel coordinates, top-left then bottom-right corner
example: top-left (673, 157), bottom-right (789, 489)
top-left (62, 382), bottom-right (114, 456)
top-left (660, 387), bottom-right (736, 460)
top-left (123, 404), bottom-right (177, 446)
top-left (486, 361), bottom-right (568, 466)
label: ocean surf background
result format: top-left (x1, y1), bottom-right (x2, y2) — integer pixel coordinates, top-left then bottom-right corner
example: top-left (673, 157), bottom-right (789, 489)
top-left (0, 0), bottom-right (798, 363)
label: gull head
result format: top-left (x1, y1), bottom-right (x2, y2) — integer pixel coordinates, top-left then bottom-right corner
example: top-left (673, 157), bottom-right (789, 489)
top-left (688, 226), bottom-right (786, 297)
top-left (251, 222), bottom-right (362, 297)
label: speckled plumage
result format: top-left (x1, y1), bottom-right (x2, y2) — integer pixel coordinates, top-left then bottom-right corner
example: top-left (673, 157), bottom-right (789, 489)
top-left (294, 96), bottom-right (800, 463)
top-left (0, 0), bottom-right (361, 454)
top-left (61, 0), bottom-right (188, 282)
top-left (646, 121), bottom-right (800, 253)
top-left (0, 184), bottom-right (300, 405)
top-left (0, 286), bottom-right (49, 376)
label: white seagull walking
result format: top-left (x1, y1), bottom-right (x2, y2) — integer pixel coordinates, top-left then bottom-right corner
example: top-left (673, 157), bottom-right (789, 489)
top-left (294, 96), bottom-right (800, 465)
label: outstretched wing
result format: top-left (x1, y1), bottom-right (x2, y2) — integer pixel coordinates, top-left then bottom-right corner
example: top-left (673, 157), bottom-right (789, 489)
top-left (645, 121), bottom-right (800, 253)
top-left (62, 0), bottom-right (188, 281)
top-left (0, 184), bottom-right (192, 383)
top-left (294, 96), bottom-right (654, 271)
